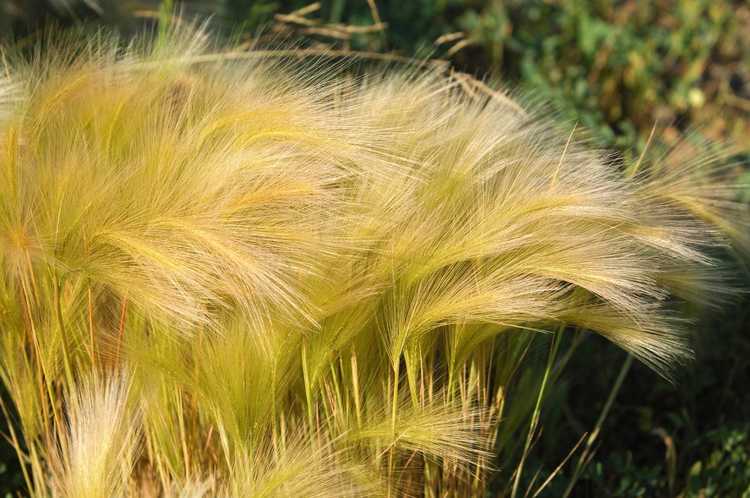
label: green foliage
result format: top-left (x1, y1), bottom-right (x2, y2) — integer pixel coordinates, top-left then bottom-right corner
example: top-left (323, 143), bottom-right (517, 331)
top-left (683, 427), bottom-right (750, 498)
top-left (207, 0), bottom-right (750, 156)
top-left (576, 419), bottom-right (750, 497)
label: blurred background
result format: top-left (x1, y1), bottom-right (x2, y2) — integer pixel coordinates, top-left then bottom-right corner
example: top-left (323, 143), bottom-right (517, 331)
top-left (1, 1), bottom-right (749, 496)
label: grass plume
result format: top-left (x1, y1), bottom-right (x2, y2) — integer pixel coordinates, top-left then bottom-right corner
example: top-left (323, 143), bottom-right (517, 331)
top-left (0, 25), bottom-right (746, 496)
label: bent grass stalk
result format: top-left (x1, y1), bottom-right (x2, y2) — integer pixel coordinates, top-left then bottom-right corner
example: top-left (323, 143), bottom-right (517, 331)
top-left (510, 329), bottom-right (562, 498)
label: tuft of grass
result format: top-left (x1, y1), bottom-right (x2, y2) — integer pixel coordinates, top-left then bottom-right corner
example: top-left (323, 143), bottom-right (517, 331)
top-left (48, 374), bottom-right (138, 498)
top-left (0, 24), bottom-right (746, 496)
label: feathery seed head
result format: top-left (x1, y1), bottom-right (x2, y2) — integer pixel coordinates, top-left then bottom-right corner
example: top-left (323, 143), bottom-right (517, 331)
top-left (0, 25), bottom-right (744, 497)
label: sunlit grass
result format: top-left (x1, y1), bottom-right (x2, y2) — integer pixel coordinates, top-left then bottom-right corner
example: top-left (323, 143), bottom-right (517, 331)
top-left (0, 26), bottom-right (746, 497)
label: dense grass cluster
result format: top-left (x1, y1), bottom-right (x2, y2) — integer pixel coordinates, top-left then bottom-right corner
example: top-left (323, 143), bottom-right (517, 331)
top-left (0, 29), bottom-right (745, 497)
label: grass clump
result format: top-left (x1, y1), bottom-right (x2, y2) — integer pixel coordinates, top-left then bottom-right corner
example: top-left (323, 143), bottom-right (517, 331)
top-left (0, 26), bottom-right (746, 497)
